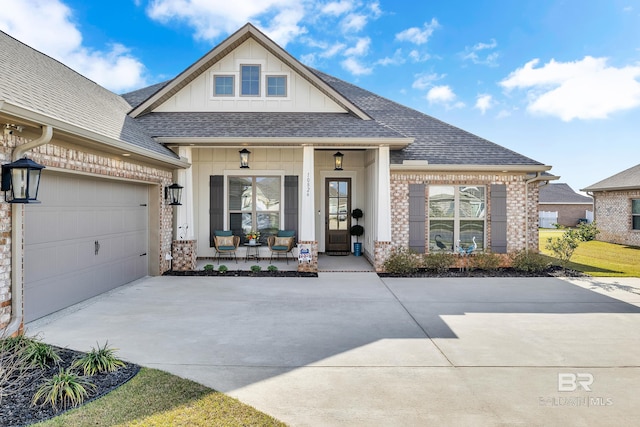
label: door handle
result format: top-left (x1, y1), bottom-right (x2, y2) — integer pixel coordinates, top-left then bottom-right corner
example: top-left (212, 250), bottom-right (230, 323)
top-left (95, 240), bottom-right (100, 255)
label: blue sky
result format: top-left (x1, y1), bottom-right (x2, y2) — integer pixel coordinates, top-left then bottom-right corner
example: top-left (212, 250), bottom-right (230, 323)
top-left (1, 0), bottom-right (639, 192)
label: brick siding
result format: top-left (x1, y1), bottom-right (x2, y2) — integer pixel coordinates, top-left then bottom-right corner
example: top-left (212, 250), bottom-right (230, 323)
top-left (593, 190), bottom-right (640, 247)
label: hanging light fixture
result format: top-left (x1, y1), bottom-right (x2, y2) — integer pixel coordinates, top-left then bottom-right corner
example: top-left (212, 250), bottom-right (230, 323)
top-left (1, 157), bottom-right (46, 203)
top-left (333, 151), bottom-right (344, 171)
top-left (165, 182), bottom-right (183, 206)
top-left (239, 148), bottom-right (251, 168)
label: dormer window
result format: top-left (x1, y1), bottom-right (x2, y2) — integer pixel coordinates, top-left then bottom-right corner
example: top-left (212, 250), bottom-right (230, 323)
top-left (267, 76), bottom-right (287, 97)
top-left (241, 65), bottom-right (260, 96)
top-left (214, 75), bottom-right (234, 96)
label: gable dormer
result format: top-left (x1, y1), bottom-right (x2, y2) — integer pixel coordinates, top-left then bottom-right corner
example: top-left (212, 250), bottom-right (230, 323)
top-left (130, 23), bottom-right (370, 119)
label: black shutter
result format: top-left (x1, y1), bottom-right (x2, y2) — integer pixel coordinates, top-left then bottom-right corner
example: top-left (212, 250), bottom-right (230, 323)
top-left (409, 184), bottom-right (426, 253)
top-left (284, 176), bottom-right (298, 239)
top-left (490, 184), bottom-right (507, 253)
top-left (209, 175), bottom-right (224, 247)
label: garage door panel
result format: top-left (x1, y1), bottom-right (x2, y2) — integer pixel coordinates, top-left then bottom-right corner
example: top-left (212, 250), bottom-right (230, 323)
top-left (25, 172), bottom-right (149, 322)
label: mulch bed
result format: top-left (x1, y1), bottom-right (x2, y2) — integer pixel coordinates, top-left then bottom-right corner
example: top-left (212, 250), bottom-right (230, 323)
top-left (378, 265), bottom-right (589, 278)
top-left (0, 346), bottom-right (139, 427)
top-left (164, 270), bottom-right (318, 277)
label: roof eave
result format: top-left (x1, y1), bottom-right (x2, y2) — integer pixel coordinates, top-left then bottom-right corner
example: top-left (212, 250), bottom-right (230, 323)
top-left (581, 185), bottom-right (640, 193)
top-left (391, 163), bottom-right (554, 173)
top-left (157, 136), bottom-right (413, 149)
top-left (1, 100), bottom-right (189, 169)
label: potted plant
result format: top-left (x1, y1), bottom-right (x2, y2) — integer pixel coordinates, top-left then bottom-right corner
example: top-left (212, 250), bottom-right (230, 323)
top-left (350, 208), bottom-right (364, 256)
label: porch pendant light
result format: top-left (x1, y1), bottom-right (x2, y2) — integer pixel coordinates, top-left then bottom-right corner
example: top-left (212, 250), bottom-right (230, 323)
top-left (239, 148), bottom-right (251, 168)
top-left (1, 157), bottom-right (46, 203)
top-left (165, 182), bottom-right (183, 206)
top-left (333, 151), bottom-right (344, 171)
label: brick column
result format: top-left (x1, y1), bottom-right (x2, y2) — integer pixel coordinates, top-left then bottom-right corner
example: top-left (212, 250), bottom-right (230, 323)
top-left (374, 240), bottom-right (392, 272)
top-left (171, 240), bottom-right (197, 271)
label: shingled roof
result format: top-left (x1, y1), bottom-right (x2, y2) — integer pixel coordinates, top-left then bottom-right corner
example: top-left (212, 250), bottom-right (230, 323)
top-left (539, 183), bottom-right (592, 204)
top-left (581, 163), bottom-right (640, 192)
top-left (0, 31), bottom-right (178, 161)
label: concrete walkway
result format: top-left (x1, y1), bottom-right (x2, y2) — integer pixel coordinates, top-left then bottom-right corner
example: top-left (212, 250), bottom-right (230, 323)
top-left (28, 274), bottom-right (640, 426)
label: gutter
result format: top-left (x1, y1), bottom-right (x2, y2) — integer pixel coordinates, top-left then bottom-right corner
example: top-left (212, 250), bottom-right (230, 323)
top-left (5, 125), bottom-right (53, 336)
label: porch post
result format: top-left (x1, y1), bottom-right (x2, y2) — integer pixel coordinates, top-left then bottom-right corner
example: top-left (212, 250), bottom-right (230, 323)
top-left (176, 147), bottom-right (194, 240)
top-left (375, 145), bottom-right (392, 271)
top-left (298, 145), bottom-right (318, 272)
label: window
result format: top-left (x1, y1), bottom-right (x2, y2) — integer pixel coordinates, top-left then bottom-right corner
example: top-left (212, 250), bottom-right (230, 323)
top-left (228, 176), bottom-right (280, 241)
top-left (428, 185), bottom-right (485, 252)
top-left (241, 65), bottom-right (260, 96)
top-left (633, 199), bottom-right (640, 230)
top-left (214, 75), bottom-right (234, 96)
top-left (267, 76), bottom-right (287, 97)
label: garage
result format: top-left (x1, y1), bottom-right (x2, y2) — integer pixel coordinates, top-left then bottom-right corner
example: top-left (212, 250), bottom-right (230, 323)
top-left (24, 172), bottom-right (150, 322)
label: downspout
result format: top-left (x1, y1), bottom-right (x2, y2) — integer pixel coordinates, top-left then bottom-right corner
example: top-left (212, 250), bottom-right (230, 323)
top-left (524, 172), bottom-right (541, 252)
top-left (5, 125), bottom-right (53, 336)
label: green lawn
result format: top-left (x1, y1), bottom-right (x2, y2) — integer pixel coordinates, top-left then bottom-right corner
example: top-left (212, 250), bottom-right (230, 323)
top-left (35, 368), bottom-right (286, 427)
top-left (539, 229), bottom-right (640, 277)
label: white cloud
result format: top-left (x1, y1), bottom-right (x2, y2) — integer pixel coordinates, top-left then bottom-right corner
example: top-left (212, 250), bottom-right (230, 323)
top-left (0, 0), bottom-right (147, 92)
top-left (147, 0), bottom-right (306, 46)
top-left (320, 42), bottom-right (347, 58)
top-left (409, 49), bottom-right (431, 63)
top-left (412, 73), bottom-right (443, 90)
top-left (500, 56), bottom-right (640, 121)
top-left (344, 37), bottom-right (370, 56)
top-left (341, 57), bottom-right (372, 75)
top-left (395, 18), bottom-right (439, 45)
top-left (322, 1), bottom-right (353, 16)
top-left (341, 13), bottom-right (368, 32)
top-left (426, 85), bottom-right (464, 109)
top-left (475, 94), bottom-right (493, 114)
top-left (377, 49), bottom-right (405, 66)
top-left (462, 39), bottom-right (499, 66)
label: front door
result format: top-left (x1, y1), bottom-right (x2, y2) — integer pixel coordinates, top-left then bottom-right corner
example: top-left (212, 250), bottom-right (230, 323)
top-left (326, 178), bottom-right (351, 252)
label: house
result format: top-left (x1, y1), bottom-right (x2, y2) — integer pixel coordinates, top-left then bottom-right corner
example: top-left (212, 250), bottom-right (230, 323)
top-left (581, 163), bottom-right (640, 247)
top-left (1, 23), bottom-right (554, 331)
top-left (539, 183), bottom-right (593, 227)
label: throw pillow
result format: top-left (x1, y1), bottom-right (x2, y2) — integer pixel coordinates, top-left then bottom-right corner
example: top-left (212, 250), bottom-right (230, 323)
top-left (217, 236), bottom-right (234, 247)
top-left (274, 237), bottom-right (291, 247)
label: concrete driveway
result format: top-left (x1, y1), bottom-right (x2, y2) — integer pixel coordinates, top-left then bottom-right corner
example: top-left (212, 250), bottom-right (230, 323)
top-left (28, 273), bottom-right (640, 426)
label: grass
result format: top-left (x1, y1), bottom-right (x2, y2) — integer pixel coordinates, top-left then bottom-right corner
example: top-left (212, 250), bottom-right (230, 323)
top-left (539, 229), bottom-right (640, 277)
top-left (35, 368), bottom-right (286, 427)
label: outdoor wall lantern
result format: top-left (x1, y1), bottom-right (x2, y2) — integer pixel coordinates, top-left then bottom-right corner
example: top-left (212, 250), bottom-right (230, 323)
top-left (333, 151), bottom-right (344, 171)
top-left (165, 183), bottom-right (183, 206)
top-left (239, 148), bottom-right (251, 168)
top-left (1, 157), bottom-right (46, 203)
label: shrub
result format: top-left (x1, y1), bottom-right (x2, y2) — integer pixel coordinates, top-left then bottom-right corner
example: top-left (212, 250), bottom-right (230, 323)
top-left (32, 367), bottom-right (95, 412)
top-left (250, 265), bottom-right (262, 273)
top-left (218, 265), bottom-right (228, 273)
top-left (469, 252), bottom-right (503, 271)
top-left (203, 264), bottom-right (214, 271)
top-left (423, 252), bottom-right (456, 274)
top-left (71, 341), bottom-right (125, 376)
top-left (24, 340), bottom-right (62, 369)
top-left (510, 250), bottom-right (550, 273)
top-left (576, 222), bottom-right (600, 242)
top-left (383, 247), bottom-right (421, 274)
top-left (267, 265), bottom-right (278, 272)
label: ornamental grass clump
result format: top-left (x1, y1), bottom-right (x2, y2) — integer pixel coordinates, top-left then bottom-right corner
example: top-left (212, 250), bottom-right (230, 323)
top-left (31, 367), bottom-right (96, 412)
top-left (71, 341), bottom-right (126, 376)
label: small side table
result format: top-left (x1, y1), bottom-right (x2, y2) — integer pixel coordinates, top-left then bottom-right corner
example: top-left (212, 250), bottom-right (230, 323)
top-left (244, 243), bottom-right (262, 262)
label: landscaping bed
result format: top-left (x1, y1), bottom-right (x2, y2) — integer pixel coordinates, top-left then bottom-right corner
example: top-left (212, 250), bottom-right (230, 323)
top-left (0, 346), bottom-right (139, 427)
top-left (164, 270), bottom-right (318, 277)
top-left (378, 265), bottom-right (589, 278)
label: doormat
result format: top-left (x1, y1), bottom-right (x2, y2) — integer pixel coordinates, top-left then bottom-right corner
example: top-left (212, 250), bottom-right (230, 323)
top-left (325, 251), bottom-right (350, 256)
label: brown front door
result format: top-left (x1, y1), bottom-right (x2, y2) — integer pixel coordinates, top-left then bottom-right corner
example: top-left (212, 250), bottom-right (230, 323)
top-left (326, 178), bottom-right (351, 252)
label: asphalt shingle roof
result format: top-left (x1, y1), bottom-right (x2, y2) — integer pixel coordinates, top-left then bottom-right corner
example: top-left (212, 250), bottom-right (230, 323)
top-left (135, 111), bottom-right (405, 139)
top-left (582, 163), bottom-right (640, 192)
top-left (0, 31), bottom-right (178, 160)
top-left (539, 183), bottom-right (592, 204)
top-left (310, 70), bottom-right (544, 166)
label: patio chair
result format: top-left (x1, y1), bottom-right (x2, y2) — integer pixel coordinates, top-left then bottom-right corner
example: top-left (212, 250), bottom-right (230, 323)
top-left (267, 230), bottom-right (296, 264)
top-left (213, 230), bottom-right (240, 264)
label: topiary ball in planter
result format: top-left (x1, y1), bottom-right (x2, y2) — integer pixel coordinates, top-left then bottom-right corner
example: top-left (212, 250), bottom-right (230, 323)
top-left (351, 208), bottom-right (363, 220)
top-left (350, 224), bottom-right (364, 238)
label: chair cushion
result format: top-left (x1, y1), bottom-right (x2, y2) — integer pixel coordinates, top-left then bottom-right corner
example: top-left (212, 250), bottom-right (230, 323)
top-left (277, 230), bottom-right (295, 237)
top-left (274, 236), bottom-right (292, 247)
top-left (218, 246), bottom-right (236, 251)
top-left (216, 236), bottom-right (234, 246)
top-left (272, 245), bottom-right (289, 251)
top-left (215, 230), bottom-right (233, 237)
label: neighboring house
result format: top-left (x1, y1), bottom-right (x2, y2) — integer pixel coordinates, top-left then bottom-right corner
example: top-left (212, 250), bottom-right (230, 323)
top-left (1, 23), bottom-right (554, 331)
top-left (581, 163), bottom-right (640, 247)
top-left (539, 183), bottom-right (593, 227)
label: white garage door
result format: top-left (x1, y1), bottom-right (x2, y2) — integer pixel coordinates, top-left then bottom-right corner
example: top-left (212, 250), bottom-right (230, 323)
top-left (24, 172), bottom-right (149, 322)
